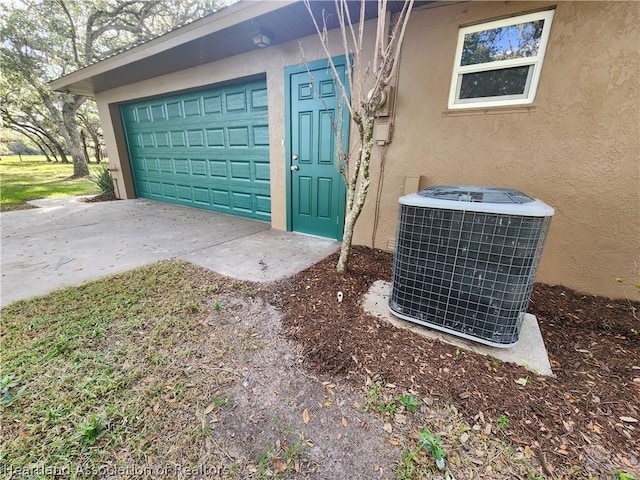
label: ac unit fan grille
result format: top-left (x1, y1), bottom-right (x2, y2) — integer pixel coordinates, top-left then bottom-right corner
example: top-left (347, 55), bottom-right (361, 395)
top-left (389, 204), bottom-right (551, 346)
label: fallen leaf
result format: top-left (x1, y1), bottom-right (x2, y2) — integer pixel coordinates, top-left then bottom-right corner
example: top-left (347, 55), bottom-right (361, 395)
top-left (204, 403), bottom-right (215, 415)
top-left (394, 413), bottom-right (407, 425)
top-left (247, 465), bottom-right (257, 473)
top-left (341, 417), bottom-right (348, 427)
top-left (383, 423), bottom-right (393, 433)
top-left (562, 420), bottom-right (574, 433)
top-left (388, 439), bottom-right (399, 446)
top-left (515, 377), bottom-right (528, 387)
top-left (305, 440), bottom-right (314, 447)
top-left (459, 432), bottom-right (470, 444)
top-left (274, 458), bottom-right (286, 473)
top-left (524, 445), bottom-right (534, 459)
top-left (620, 416), bottom-right (638, 423)
top-left (302, 408), bottom-right (310, 424)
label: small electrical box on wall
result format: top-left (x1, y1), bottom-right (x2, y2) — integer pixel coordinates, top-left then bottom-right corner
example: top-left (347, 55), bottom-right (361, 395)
top-left (378, 85), bottom-right (394, 117)
top-left (367, 86), bottom-right (395, 117)
top-left (374, 119), bottom-right (392, 145)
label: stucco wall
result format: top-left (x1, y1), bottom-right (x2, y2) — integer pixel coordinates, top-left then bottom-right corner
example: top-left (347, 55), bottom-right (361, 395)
top-left (357, 0), bottom-right (639, 299)
top-left (96, 1), bottom-right (639, 299)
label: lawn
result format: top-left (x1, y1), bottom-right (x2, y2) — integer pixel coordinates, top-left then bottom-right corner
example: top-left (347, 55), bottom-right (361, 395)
top-left (0, 155), bottom-right (103, 211)
top-left (0, 262), bottom-right (247, 478)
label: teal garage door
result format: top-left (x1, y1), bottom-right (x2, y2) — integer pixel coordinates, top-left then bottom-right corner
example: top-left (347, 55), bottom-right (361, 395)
top-left (120, 80), bottom-right (270, 221)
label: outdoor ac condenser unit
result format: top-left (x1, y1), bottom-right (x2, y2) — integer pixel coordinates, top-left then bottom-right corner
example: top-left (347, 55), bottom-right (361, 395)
top-left (389, 186), bottom-right (554, 348)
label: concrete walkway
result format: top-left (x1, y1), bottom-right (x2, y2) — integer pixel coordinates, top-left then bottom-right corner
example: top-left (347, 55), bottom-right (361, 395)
top-left (0, 197), bottom-right (339, 307)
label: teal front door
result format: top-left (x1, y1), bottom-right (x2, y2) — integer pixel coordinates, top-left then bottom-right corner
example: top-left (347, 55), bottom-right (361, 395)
top-left (286, 58), bottom-right (349, 240)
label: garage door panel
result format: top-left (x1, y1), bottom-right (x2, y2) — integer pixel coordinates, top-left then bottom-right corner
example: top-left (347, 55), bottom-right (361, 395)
top-left (193, 187), bottom-right (209, 204)
top-left (190, 159), bottom-right (207, 176)
top-left (122, 80), bottom-right (270, 221)
top-left (256, 195), bottom-right (271, 216)
top-left (206, 129), bottom-right (225, 147)
top-left (251, 89), bottom-right (268, 109)
top-left (176, 184), bottom-right (192, 201)
top-left (211, 190), bottom-right (230, 207)
top-left (156, 158), bottom-right (171, 173)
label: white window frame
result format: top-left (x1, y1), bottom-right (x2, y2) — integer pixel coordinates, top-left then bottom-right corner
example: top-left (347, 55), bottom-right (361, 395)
top-left (448, 10), bottom-right (555, 109)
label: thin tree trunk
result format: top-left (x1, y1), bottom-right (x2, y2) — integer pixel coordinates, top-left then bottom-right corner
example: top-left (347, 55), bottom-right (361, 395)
top-left (54, 143), bottom-right (68, 163)
top-left (91, 132), bottom-right (102, 163)
top-left (80, 129), bottom-right (91, 163)
top-left (305, 0), bottom-right (414, 274)
top-left (62, 96), bottom-right (89, 177)
top-left (337, 120), bottom-right (375, 273)
top-left (18, 129), bottom-right (51, 162)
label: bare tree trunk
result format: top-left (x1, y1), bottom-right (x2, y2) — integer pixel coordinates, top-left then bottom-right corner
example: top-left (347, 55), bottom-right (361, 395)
top-left (336, 118), bottom-right (375, 273)
top-left (54, 143), bottom-right (69, 163)
top-left (91, 131), bottom-right (103, 163)
top-left (22, 132), bottom-right (54, 163)
top-left (305, 0), bottom-right (414, 274)
top-left (61, 96), bottom-right (89, 177)
top-left (80, 129), bottom-right (91, 163)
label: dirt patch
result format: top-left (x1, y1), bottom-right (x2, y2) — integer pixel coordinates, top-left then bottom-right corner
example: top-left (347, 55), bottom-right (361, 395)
top-left (209, 295), bottom-right (401, 478)
top-left (183, 289), bottom-right (540, 479)
top-left (266, 246), bottom-right (640, 479)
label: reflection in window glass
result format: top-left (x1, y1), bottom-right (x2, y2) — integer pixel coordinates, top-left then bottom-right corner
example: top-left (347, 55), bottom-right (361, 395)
top-left (459, 66), bottom-right (530, 99)
top-left (448, 10), bottom-right (554, 108)
top-left (461, 20), bottom-right (545, 66)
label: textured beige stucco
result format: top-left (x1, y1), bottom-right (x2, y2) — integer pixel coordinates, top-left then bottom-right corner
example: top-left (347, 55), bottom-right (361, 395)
top-left (96, 1), bottom-right (639, 299)
top-left (357, 0), bottom-right (639, 299)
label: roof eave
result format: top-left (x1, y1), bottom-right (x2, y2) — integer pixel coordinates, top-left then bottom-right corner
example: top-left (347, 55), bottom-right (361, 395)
top-left (49, 0), bottom-right (296, 96)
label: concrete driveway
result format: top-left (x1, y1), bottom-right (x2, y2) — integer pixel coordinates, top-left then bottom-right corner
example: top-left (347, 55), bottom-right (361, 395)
top-left (0, 197), bottom-right (339, 307)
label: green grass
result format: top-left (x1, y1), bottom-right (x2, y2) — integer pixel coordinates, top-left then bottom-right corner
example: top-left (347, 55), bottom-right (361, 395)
top-left (0, 155), bottom-right (104, 211)
top-left (0, 261), bottom-right (243, 478)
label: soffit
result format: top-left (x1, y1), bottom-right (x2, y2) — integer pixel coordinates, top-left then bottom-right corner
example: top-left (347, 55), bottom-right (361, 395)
top-left (49, 0), bottom-right (426, 96)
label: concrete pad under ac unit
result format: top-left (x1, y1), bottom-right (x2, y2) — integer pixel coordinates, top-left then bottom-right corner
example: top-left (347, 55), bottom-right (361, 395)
top-left (363, 280), bottom-right (553, 376)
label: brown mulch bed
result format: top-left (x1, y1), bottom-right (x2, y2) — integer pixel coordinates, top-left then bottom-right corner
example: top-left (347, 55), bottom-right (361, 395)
top-left (267, 246), bottom-right (639, 478)
top-left (81, 193), bottom-right (119, 202)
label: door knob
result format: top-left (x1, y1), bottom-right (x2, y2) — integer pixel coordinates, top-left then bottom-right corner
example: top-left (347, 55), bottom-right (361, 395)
top-left (290, 165), bottom-right (299, 171)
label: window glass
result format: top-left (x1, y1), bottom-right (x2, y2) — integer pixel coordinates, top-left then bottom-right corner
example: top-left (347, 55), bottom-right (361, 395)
top-left (448, 10), bottom-right (555, 109)
top-left (459, 66), bottom-right (530, 99)
top-left (461, 20), bottom-right (545, 66)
